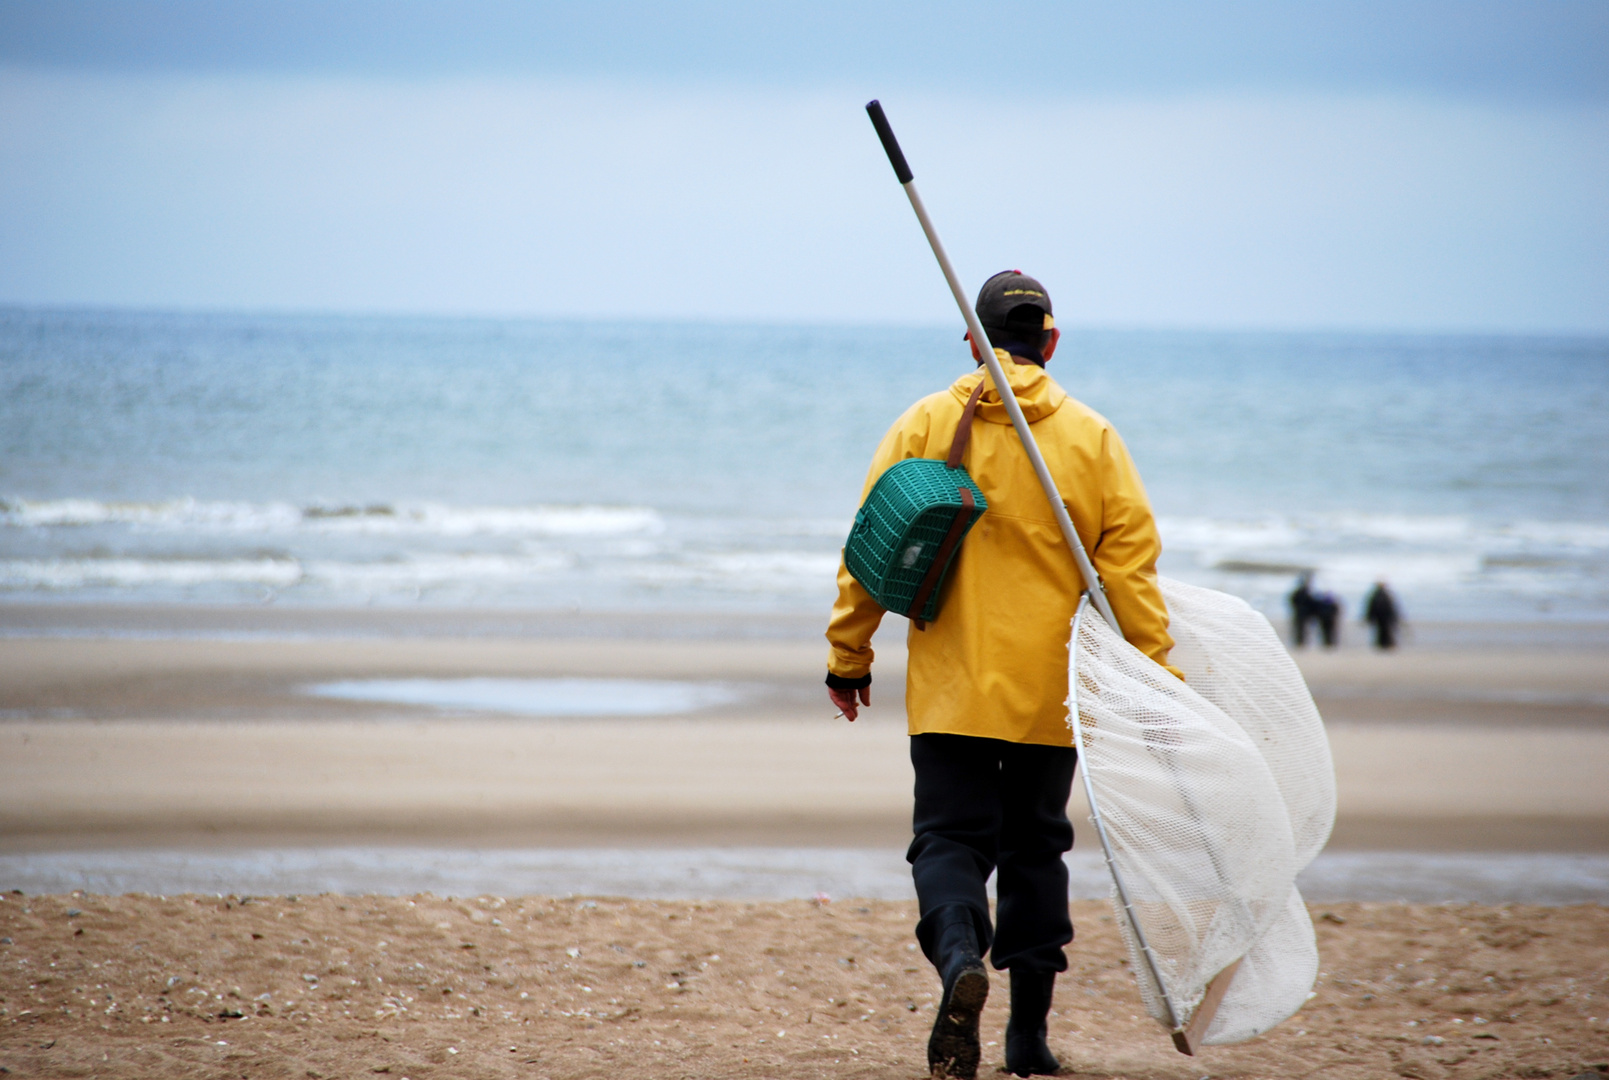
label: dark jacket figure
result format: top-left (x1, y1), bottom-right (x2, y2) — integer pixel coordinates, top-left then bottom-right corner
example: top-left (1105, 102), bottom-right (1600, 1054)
top-left (1314, 591), bottom-right (1341, 648)
top-left (1364, 581), bottom-right (1401, 650)
top-left (1289, 575), bottom-right (1316, 646)
top-left (1289, 573), bottom-right (1340, 648)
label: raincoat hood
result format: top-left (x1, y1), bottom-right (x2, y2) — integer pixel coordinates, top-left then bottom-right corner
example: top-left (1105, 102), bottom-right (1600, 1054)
top-left (950, 349), bottom-right (1066, 426)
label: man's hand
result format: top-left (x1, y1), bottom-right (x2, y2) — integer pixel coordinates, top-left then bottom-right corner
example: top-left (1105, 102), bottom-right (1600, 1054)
top-left (828, 685), bottom-right (871, 722)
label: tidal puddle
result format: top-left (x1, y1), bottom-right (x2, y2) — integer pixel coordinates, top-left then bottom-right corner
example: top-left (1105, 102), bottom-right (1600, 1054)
top-left (304, 677), bottom-right (743, 716)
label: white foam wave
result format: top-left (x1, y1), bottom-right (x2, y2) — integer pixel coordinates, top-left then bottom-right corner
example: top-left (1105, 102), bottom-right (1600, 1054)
top-left (1, 498), bottom-right (302, 531)
top-left (303, 553), bottom-right (574, 591)
top-left (1498, 520), bottom-right (1609, 548)
top-left (782, 518), bottom-right (859, 539)
top-left (1158, 512), bottom-right (1609, 555)
top-left (1154, 510), bottom-right (1609, 618)
top-left (702, 552), bottom-right (843, 580)
top-left (0, 553), bottom-right (585, 595)
top-left (306, 504), bottom-right (663, 538)
top-left (0, 498), bottom-right (663, 538)
top-left (1156, 516), bottom-right (1307, 550)
top-left (0, 558), bottom-right (303, 589)
top-left (3, 499), bottom-right (1602, 615)
top-left (622, 551), bottom-right (841, 592)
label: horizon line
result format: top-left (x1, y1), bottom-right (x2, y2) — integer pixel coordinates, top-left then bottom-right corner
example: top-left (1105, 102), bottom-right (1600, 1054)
top-left (4, 300), bottom-right (1606, 341)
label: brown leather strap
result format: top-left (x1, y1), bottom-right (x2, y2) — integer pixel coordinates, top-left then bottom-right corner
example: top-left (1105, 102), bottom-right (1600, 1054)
top-left (908, 486), bottom-right (975, 629)
top-left (946, 378), bottom-right (987, 469)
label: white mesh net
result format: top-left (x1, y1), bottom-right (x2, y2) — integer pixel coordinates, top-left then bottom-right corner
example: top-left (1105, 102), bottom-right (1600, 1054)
top-left (1160, 578), bottom-right (1336, 869)
top-left (1069, 577), bottom-right (1335, 1046)
top-left (1204, 885), bottom-right (1320, 1045)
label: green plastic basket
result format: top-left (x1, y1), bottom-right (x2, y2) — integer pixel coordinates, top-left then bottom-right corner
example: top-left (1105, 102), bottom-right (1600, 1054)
top-left (844, 457), bottom-right (988, 623)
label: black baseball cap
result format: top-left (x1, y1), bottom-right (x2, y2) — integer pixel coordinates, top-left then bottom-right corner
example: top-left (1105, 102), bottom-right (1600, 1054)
top-left (975, 270), bottom-right (1053, 335)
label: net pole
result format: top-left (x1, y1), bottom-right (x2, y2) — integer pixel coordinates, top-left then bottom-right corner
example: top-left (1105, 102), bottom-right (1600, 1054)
top-left (865, 100), bottom-right (1120, 634)
top-left (1069, 594), bottom-right (1184, 1032)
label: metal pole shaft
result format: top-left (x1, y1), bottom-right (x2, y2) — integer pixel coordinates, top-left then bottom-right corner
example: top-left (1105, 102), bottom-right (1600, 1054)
top-left (899, 179), bottom-right (1121, 633)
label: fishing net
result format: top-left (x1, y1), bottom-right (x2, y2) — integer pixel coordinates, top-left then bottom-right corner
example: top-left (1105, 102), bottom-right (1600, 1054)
top-left (1069, 577), bottom-right (1335, 1045)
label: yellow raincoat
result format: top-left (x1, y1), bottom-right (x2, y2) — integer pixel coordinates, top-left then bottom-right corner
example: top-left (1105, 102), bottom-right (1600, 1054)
top-left (827, 353), bottom-right (1181, 747)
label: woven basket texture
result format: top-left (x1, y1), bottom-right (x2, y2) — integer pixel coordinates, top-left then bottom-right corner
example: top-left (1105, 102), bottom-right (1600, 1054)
top-left (844, 457), bottom-right (987, 621)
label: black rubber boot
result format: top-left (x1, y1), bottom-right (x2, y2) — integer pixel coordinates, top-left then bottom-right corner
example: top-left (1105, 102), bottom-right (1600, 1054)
top-left (1004, 968), bottom-right (1060, 1077)
top-left (926, 908), bottom-right (989, 1079)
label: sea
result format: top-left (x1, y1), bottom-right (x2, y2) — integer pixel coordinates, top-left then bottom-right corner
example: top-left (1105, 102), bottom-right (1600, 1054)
top-left (3, 307), bottom-right (1607, 627)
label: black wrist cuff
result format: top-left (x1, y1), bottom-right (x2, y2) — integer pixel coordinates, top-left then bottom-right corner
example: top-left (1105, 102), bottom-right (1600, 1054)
top-left (825, 671), bottom-right (872, 691)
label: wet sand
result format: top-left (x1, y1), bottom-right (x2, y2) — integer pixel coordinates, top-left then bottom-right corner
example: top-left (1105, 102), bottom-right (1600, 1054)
top-left (2, 715), bottom-right (1608, 852)
top-left (2, 892), bottom-right (1606, 1080)
top-left (2, 618), bottom-right (1607, 853)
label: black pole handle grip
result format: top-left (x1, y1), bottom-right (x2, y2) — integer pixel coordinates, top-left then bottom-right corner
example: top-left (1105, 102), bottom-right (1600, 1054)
top-left (865, 99), bottom-right (913, 184)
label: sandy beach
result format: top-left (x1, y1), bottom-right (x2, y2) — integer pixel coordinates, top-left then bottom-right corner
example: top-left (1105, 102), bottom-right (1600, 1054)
top-left (7, 19), bottom-right (1608, 1075)
top-left (3, 892), bottom-right (1606, 1080)
top-left (2, 609), bottom-right (1607, 853)
top-left (4, 606), bottom-right (1607, 1076)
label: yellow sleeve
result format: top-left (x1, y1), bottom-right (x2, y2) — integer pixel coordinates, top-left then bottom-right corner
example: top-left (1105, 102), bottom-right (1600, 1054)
top-left (826, 558), bottom-right (883, 679)
top-left (825, 400), bottom-right (937, 680)
top-left (1092, 426), bottom-right (1185, 681)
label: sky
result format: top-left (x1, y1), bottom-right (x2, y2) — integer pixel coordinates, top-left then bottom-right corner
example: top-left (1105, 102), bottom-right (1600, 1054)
top-left (1, 1), bottom-right (1606, 331)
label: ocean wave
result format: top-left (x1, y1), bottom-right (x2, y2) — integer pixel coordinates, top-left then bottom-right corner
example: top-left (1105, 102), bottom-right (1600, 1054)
top-left (1158, 512), bottom-right (1609, 554)
top-left (620, 551), bottom-right (841, 592)
top-left (0, 498), bottom-right (302, 531)
top-left (1156, 515), bottom-right (1307, 549)
top-left (0, 553), bottom-right (591, 595)
top-left (0, 497), bottom-right (664, 538)
top-left (2, 498), bottom-right (1602, 616)
top-left (303, 504), bottom-right (664, 538)
top-left (1155, 511), bottom-right (1609, 615)
top-left (303, 553), bottom-right (574, 590)
top-left (0, 557), bottom-right (303, 589)
top-left (1180, 555), bottom-right (1487, 600)
top-left (1497, 520), bottom-right (1609, 548)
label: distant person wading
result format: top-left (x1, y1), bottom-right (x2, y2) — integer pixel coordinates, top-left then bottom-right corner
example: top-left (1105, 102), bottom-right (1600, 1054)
top-left (825, 272), bottom-right (1181, 1079)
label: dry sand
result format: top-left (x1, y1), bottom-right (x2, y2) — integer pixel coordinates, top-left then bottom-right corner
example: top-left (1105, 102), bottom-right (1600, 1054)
top-left (2, 892), bottom-right (1606, 1080)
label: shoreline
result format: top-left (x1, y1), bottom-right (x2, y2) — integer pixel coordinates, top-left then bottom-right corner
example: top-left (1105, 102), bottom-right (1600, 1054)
top-left (3, 848), bottom-right (1607, 904)
top-left (0, 601), bottom-right (833, 642)
top-left (6, 599), bottom-right (1609, 648)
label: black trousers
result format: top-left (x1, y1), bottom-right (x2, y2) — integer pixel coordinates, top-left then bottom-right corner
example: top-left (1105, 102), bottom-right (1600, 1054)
top-left (907, 732), bottom-right (1078, 974)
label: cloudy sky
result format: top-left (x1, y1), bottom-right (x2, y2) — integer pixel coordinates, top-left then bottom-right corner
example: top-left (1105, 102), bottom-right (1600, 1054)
top-left (1, 1), bottom-right (1605, 331)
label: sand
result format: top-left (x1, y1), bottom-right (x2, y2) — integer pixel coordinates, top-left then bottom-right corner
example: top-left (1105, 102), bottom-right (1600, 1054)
top-left (3, 610), bottom-right (1608, 1074)
top-left (1, 891), bottom-right (1606, 1080)
top-left (3, 716), bottom-right (1608, 853)
top-left (6, 625), bottom-right (1607, 725)
top-left (3, 631), bottom-right (1608, 852)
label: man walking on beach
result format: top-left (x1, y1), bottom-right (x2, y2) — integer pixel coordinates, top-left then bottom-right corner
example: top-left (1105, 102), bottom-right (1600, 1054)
top-left (825, 272), bottom-right (1180, 1079)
